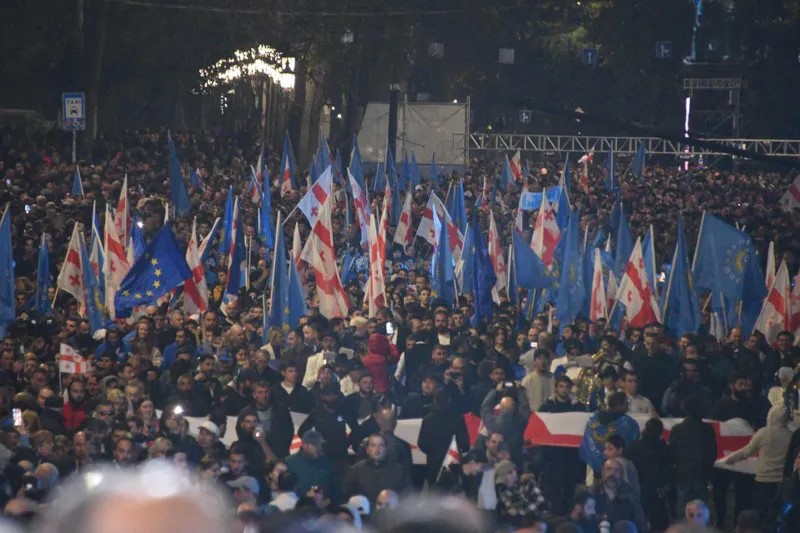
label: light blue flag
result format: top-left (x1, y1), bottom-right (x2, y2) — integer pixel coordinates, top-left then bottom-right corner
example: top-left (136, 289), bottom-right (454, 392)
top-left (260, 185), bottom-right (275, 250)
top-left (692, 212), bottom-right (758, 305)
top-left (311, 130), bottom-right (331, 184)
top-left (0, 207), bottom-right (14, 337)
top-left (630, 141), bottom-right (646, 182)
top-left (429, 152), bottom-right (440, 187)
top-left (661, 217), bottom-right (702, 338)
top-left (447, 180), bottom-right (468, 234)
top-left (33, 234), bottom-right (51, 316)
top-left (430, 208), bottom-right (455, 307)
top-left (501, 156), bottom-right (515, 190)
top-left (350, 136), bottom-right (367, 191)
top-left (641, 225), bottom-right (658, 293)
top-left (512, 231), bottom-right (557, 290)
top-left (130, 215), bottom-right (147, 261)
top-left (409, 152), bottom-right (421, 190)
top-left (218, 187), bottom-right (233, 255)
top-left (372, 160), bottom-right (386, 193)
top-left (287, 251), bottom-right (308, 328)
top-left (555, 210), bottom-right (586, 327)
top-left (167, 132), bottom-right (191, 217)
top-left (727, 251), bottom-right (766, 335)
top-left (458, 225), bottom-right (475, 294)
top-left (613, 203), bottom-right (633, 280)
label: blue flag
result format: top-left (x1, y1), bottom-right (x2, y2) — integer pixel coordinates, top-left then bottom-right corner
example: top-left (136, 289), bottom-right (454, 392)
top-left (430, 208), bottom-right (455, 307)
top-left (130, 215), bottom-right (147, 262)
top-left (409, 152), bottom-right (421, 190)
top-left (555, 210), bottom-right (586, 327)
top-left (630, 141), bottom-right (646, 182)
top-left (661, 217), bottom-right (702, 338)
top-left (609, 196), bottom-right (621, 232)
top-left (730, 253), bottom-right (766, 335)
top-left (512, 231), bottom-right (557, 289)
top-left (501, 156), bottom-right (515, 190)
top-left (189, 168), bottom-right (201, 189)
top-left (692, 212), bottom-right (758, 305)
top-left (386, 145), bottom-right (398, 190)
top-left (613, 202), bottom-right (633, 280)
top-left (260, 185), bottom-right (275, 250)
top-left (0, 207), bottom-right (14, 337)
top-left (350, 136), bottom-right (367, 191)
top-left (72, 167), bottom-right (84, 197)
top-left (641, 225), bottom-right (658, 292)
top-left (287, 251), bottom-right (308, 328)
top-left (114, 222), bottom-right (191, 318)
top-left (470, 212), bottom-right (497, 327)
top-left (225, 200), bottom-right (247, 300)
top-left (90, 203), bottom-right (105, 302)
top-left (562, 156), bottom-right (571, 194)
top-left (400, 151), bottom-right (411, 192)
top-left (267, 213), bottom-right (289, 331)
top-left (33, 234), bottom-right (51, 316)
top-left (604, 150), bottom-right (616, 192)
top-left (167, 133), bottom-right (191, 217)
top-left (311, 129), bottom-right (331, 184)
top-left (218, 187), bottom-right (234, 255)
top-left (372, 160), bottom-right (386, 193)
top-left (280, 131), bottom-right (298, 191)
top-left (79, 233), bottom-right (104, 334)
top-left (507, 243), bottom-right (518, 305)
top-left (447, 180), bottom-right (468, 234)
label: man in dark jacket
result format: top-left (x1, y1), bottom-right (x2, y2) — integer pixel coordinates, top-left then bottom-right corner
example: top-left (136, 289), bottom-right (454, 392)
top-left (272, 361), bottom-right (314, 414)
top-left (241, 381), bottom-right (294, 459)
top-left (661, 358), bottom-right (714, 417)
top-left (668, 395), bottom-right (717, 515)
top-left (403, 333), bottom-right (433, 393)
top-left (480, 382), bottom-right (531, 465)
top-left (630, 333), bottom-right (679, 415)
top-left (591, 459), bottom-right (647, 532)
top-left (284, 429), bottom-right (337, 503)
top-left (343, 433), bottom-right (411, 507)
top-left (538, 375), bottom-right (586, 514)
top-left (297, 382), bottom-right (354, 468)
top-left (418, 390), bottom-right (469, 485)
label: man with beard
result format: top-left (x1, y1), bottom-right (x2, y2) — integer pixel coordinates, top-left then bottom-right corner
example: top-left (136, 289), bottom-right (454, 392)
top-left (165, 373), bottom-right (211, 417)
top-left (222, 368), bottom-right (259, 416)
top-left (661, 358), bottom-right (714, 417)
top-left (433, 309), bottom-right (451, 346)
top-left (590, 459), bottom-right (646, 532)
top-left (62, 378), bottom-right (89, 431)
top-left (94, 326), bottom-right (130, 362)
top-left (68, 319), bottom-right (99, 356)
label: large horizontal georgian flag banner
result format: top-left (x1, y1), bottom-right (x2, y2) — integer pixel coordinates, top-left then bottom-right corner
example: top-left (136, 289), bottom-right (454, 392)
top-left (170, 411), bottom-right (761, 474)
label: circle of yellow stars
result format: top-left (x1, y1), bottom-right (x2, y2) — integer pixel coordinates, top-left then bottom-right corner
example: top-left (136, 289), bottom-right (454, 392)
top-left (120, 255), bottom-right (162, 301)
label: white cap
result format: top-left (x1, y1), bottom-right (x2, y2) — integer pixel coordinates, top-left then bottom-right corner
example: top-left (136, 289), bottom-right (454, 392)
top-left (348, 495), bottom-right (370, 516)
top-left (198, 420), bottom-right (220, 438)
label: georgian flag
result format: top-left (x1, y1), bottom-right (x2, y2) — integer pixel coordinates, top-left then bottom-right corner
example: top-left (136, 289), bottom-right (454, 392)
top-left (103, 206), bottom-right (130, 319)
top-left (530, 189), bottom-right (561, 268)
top-left (298, 166), bottom-right (332, 228)
top-left (364, 214), bottom-right (386, 317)
top-left (416, 192), bottom-right (463, 262)
top-left (509, 150), bottom-right (523, 181)
top-left (393, 191), bottom-right (414, 249)
top-left (590, 248), bottom-right (607, 322)
top-left (56, 224), bottom-right (85, 304)
top-left (348, 168), bottom-right (371, 249)
top-left (184, 217), bottom-right (208, 314)
top-left (488, 211), bottom-right (507, 304)
top-left (765, 240), bottom-right (776, 292)
top-left (615, 237), bottom-right (660, 327)
top-left (754, 260), bottom-right (792, 344)
top-left (59, 344), bottom-right (91, 375)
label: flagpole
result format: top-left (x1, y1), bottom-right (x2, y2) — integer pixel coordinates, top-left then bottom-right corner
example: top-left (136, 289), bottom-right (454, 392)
top-left (691, 211), bottom-right (707, 272)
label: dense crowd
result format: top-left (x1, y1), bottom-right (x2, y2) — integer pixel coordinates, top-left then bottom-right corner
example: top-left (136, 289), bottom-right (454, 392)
top-left (1, 123), bottom-right (800, 533)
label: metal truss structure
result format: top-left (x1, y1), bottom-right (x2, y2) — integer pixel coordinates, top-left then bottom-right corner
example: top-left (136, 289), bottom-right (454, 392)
top-left (456, 133), bottom-right (800, 158)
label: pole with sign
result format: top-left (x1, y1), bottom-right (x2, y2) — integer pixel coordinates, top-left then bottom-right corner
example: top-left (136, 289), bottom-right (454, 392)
top-left (62, 92), bottom-right (86, 163)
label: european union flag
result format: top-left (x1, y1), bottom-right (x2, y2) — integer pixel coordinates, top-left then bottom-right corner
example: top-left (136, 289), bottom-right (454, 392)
top-left (556, 209), bottom-right (586, 327)
top-left (33, 234), bottom-right (51, 316)
top-left (114, 222), bottom-right (191, 318)
top-left (692, 212), bottom-right (757, 304)
top-left (512, 231), bottom-right (557, 289)
top-left (470, 212), bottom-right (497, 327)
top-left (0, 207), bottom-right (14, 337)
top-left (168, 132), bottom-right (191, 217)
top-left (661, 217), bottom-right (702, 338)
top-left (728, 250), bottom-right (766, 335)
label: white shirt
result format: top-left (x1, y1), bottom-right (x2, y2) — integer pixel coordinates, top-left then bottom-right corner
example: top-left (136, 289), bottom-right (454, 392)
top-left (476, 467), bottom-right (497, 511)
top-left (270, 491), bottom-right (298, 511)
top-left (302, 351), bottom-right (336, 389)
top-left (626, 393), bottom-right (656, 416)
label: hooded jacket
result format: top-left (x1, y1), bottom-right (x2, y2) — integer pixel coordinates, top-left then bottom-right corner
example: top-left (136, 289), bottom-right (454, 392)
top-left (726, 404), bottom-right (792, 483)
top-left (361, 334), bottom-right (399, 394)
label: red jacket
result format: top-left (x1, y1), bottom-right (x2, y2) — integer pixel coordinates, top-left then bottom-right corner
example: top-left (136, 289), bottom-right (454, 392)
top-left (62, 401), bottom-right (88, 431)
top-left (361, 334), bottom-right (399, 394)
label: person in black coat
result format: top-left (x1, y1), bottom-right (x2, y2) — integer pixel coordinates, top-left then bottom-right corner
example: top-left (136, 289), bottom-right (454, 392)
top-left (417, 390), bottom-right (469, 485)
top-left (297, 382), bottom-right (355, 466)
top-left (272, 361), bottom-right (314, 414)
top-left (403, 334), bottom-right (433, 393)
top-left (625, 418), bottom-right (674, 531)
top-left (240, 381), bottom-right (295, 459)
top-left (669, 395), bottom-right (717, 515)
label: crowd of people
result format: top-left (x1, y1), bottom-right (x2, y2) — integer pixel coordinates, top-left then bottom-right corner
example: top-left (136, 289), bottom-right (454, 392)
top-left (1, 123), bottom-right (800, 533)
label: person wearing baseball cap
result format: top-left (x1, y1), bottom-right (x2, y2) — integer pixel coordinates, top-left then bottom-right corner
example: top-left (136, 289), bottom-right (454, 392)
top-left (227, 475), bottom-right (260, 506)
top-left (285, 429), bottom-right (336, 500)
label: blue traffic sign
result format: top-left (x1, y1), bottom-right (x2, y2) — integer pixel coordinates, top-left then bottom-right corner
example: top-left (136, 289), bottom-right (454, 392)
top-left (581, 47), bottom-right (598, 66)
top-left (62, 92), bottom-right (86, 131)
